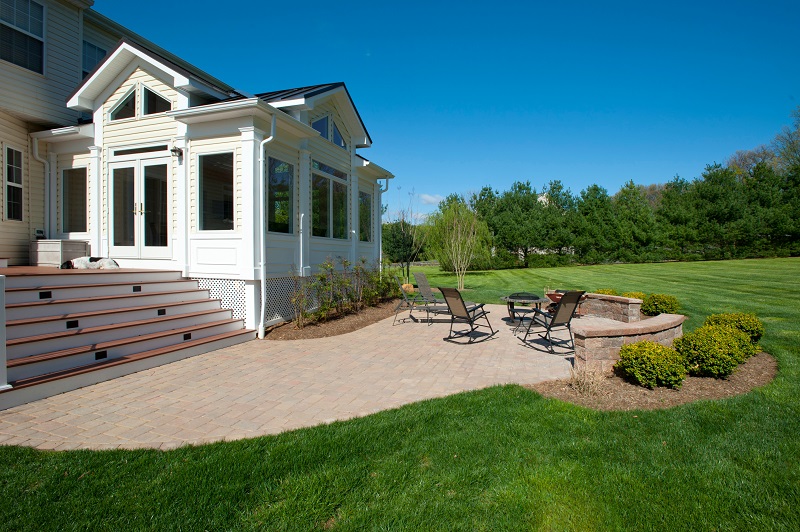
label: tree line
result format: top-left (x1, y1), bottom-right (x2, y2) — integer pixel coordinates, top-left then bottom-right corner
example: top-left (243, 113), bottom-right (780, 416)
top-left (384, 107), bottom-right (800, 273)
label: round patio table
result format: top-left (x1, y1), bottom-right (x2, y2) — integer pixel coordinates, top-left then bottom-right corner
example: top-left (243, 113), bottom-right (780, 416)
top-left (500, 293), bottom-right (550, 321)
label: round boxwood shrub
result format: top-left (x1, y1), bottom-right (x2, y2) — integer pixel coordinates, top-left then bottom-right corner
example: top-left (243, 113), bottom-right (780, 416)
top-left (674, 325), bottom-right (756, 378)
top-left (704, 313), bottom-right (764, 344)
top-left (621, 291), bottom-right (647, 300)
top-left (594, 288), bottom-right (618, 295)
top-left (641, 294), bottom-right (680, 316)
top-left (614, 341), bottom-right (687, 389)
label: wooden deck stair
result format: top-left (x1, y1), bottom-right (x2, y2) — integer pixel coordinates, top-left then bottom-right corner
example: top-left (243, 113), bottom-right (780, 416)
top-left (1, 268), bottom-right (255, 410)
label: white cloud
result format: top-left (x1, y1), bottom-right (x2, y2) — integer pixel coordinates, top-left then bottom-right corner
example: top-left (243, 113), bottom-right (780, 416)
top-left (418, 193), bottom-right (444, 205)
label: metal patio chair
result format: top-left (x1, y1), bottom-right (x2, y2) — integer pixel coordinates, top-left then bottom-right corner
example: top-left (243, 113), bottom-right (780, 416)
top-left (438, 286), bottom-right (495, 342)
top-left (393, 275), bottom-right (424, 325)
top-left (522, 290), bottom-right (585, 352)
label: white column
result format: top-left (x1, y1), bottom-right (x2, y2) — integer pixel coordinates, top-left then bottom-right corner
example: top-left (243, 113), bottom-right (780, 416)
top-left (238, 126), bottom-right (262, 279)
top-left (0, 276), bottom-right (10, 390)
top-left (350, 144), bottom-right (358, 263)
top-left (173, 135), bottom-right (188, 274)
top-left (89, 145), bottom-right (102, 256)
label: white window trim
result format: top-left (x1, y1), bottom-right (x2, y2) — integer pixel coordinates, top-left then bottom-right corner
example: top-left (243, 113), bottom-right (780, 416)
top-left (3, 143), bottom-right (24, 222)
top-left (108, 84), bottom-right (137, 123)
top-left (0, 0), bottom-right (46, 75)
top-left (60, 166), bottom-right (89, 236)
top-left (266, 155), bottom-right (296, 236)
top-left (311, 113), bottom-right (348, 151)
top-left (311, 161), bottom-right (349, 240)
top-left (197, 150), bottom-right (236, 232)
top-left (141, 83), bottom-right (172, 116)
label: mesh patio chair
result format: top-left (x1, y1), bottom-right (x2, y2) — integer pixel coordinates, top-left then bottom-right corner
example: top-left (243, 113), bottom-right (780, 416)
top-left (522, 290), bottom-right (585, 352)
top-left (438, 286), bottom-right (495, 342)
top-left (413, 272), bottom-right (445, 305)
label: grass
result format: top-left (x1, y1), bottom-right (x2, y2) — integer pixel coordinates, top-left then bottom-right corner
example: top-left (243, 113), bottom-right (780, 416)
top-left (2, 257), bottom-right (800, 530)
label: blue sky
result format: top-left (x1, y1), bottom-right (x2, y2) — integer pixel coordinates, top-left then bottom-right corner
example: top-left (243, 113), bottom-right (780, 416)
top-left (94, 0), bottom-right (800, 217)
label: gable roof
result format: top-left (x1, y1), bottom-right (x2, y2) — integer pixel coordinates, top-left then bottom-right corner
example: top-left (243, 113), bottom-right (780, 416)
top-left (255, 83), bottom-right (372, 148)
top-left (67, 38), bottom-right (245, 112)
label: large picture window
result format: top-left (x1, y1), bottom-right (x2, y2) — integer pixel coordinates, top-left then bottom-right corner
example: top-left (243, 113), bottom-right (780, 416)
top-left (311, 159), bottom-right (348, 239)
top-left (0, 0), bottom-right (44, 74)
top-left (311, 115), bottom-right (348, 151)
top-left (359, 191), bottom-right (372, 242)
top-left (5, 146), bottom-right (22, 221)
top-left (62, 167), bottom-right (86, 232)
top-left (199, 152), bottom-right (234, 230)
top-left (267, 157), bottom-right (294, 233)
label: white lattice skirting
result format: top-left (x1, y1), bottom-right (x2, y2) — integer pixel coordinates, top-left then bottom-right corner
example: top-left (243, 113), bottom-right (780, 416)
top-left (191, 278), bottom-right (248, 324)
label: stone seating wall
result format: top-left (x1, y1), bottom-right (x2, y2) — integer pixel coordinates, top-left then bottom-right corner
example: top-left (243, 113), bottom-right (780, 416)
top-left (572, 293), bottom-right (685, 374)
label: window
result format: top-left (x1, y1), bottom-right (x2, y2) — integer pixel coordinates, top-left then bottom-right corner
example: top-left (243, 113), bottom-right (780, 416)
top-left (311, 115), bottom-right (348, 151)
top-left (311, 174), bottom-right (329, 237)
top-left (143, 86), bottom-right (170, 115)
top-left (267, 157), bottom-right (293, 233)
top-left (199, 152), bottom-right (234, 230)
top-left (82, 40), bottom-right (105, 78)
top-left (62, 167), bottom-right (86, 232)
top-left (332, 122), bottom-right (347, 150)
top-left (359, 191), bottom-right (372, 242)
top-left (311, 116), bottom-right (328, 140)
top-left (5, 146), bottom-right (22, 221)
top-left (0, 0), bottom-right (44, 74)
top-left (110, 91), bottom-right (135, 121)
top-left (311, 160), bottom-right (348, 239)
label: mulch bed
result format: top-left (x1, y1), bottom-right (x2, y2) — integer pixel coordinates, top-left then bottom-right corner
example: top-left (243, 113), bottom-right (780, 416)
top-left (529, 351), bottom-right (777, 411)
top-left (263, 299), bottom-right (399, 340)
top-left (263, 301), bottom-right (777, 411)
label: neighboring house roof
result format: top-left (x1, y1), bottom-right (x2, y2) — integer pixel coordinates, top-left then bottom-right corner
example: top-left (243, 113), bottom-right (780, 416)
top-left (256, 83), bottom-right (373, 148)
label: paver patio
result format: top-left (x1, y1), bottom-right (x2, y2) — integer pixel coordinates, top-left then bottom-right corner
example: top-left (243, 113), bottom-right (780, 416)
top-left (0, 304), bottom-right (577, 450)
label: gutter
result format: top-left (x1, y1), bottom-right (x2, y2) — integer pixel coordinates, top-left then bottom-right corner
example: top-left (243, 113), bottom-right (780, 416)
top-left (256, 113), bottom-right (277, 339)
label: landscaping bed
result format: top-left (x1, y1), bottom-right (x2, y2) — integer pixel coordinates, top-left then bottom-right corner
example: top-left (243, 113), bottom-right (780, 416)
top-left (531, 351), bottom-right (776, 411)
top-left (264, 299), bottom-right (399, 340)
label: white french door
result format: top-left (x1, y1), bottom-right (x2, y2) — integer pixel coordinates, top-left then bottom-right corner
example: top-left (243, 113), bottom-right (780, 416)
top-left (109, 157), bottom-right (171, 259)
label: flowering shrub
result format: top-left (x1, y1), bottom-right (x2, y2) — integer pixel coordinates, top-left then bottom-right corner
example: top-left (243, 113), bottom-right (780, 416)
top-left (621, 291), bottom-right (647, 300)
top-left (594, 288), bottom-right (618, 295)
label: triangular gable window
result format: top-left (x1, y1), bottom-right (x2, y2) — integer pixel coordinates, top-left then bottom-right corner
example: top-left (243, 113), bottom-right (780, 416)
top-left (332, 122), bottom-right (347, 150)
top-left (143, 87), bottom-right (171, 115)
top-left (110, 91), bottom-right (136, 121)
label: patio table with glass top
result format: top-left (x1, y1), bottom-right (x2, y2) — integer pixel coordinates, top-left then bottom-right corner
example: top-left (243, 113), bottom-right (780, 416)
top-left (501, 293), bottom-right (550, 334)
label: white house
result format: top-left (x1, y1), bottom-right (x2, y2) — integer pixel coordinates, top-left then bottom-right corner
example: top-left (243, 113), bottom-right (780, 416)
top-left (1, 1), bottom-right (394, 335)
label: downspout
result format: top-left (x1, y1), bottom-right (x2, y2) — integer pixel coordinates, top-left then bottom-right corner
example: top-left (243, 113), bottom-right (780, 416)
top-left (257, 113), bottom-right (277, 338)
top-left (299, 213), bottom-right (304, 276)
top-left (30, 136), bottom-right (50, 238)
top-left (378, 177), bottom-right (389, 271)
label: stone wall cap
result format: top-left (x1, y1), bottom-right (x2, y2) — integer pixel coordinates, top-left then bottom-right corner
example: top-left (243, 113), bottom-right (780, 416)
top-left (573, 313), bottom-right (686, 337)
top-left (586, 293), bottom-right (643, 303)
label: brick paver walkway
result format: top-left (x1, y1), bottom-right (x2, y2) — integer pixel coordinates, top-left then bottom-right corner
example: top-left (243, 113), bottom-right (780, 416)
top-left (0, 304), bottom-right (574, 450)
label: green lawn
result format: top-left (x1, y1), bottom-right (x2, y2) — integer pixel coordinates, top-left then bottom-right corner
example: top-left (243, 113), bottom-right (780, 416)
top-left (2, 258), bottom-right (799, 530)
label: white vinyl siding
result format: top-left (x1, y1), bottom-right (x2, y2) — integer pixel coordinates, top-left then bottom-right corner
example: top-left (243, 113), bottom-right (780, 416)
top-left (0, 0), bottom-right (85, 125)
top-left (0, 109), bottom-right (44, 264)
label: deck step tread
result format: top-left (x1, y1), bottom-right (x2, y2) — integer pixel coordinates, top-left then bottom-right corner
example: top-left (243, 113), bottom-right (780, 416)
top-left (5, 279), bottom-right (196, 293)
top-left (4, 329), bottom-right (255, 391)
top-left (5, 298), bottom-right (223, 326)
top-left (8, 318), bottom-right (242, 367)
top-left (5, 289), bottom-right (208, 309)
top-left (6, 308), bottom-right (230, 346)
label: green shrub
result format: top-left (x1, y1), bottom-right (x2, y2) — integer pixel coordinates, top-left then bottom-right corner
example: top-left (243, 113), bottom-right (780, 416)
top-left (641, 293), bottom-right (680, 315)
top-left (704, 313), bottom-right (764, 344)
top-left (621, 291), bottom-right (647, 300)
top-left (594, 288), bottom-right (618, 295)
top-left (614, 341), bottom-right (687, 389)
top-left (675, 325), bottom-right (756, 378)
